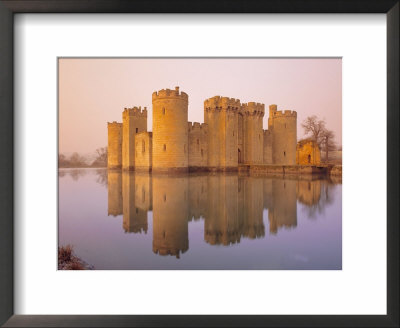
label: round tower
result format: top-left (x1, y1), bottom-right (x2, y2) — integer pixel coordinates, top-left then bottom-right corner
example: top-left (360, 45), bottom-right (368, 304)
top-left (152, 87), bottom-right (188, 172)
top-left (270, 105), bottom-right (297, 165)
top-left (107, 121), bottom-right (122, 169)
top-left (241, 102), bottom-right (265, 165)
top-left (204, 96), bottom-right (240, 170)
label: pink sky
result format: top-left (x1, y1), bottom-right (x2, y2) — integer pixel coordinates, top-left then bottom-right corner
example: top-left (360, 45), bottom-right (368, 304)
top-left (59, 58), bottom-right (341, 156)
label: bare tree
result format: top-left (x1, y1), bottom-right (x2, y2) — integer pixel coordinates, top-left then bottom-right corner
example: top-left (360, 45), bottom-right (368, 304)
top-left (91, 147), bottom-right (108, 167)
top-left (301, 115), bottom-right (326, 146)
top-left (320, 129), bottom-right (336, 162)
top-left (69, 152), bottom-right (87, 167)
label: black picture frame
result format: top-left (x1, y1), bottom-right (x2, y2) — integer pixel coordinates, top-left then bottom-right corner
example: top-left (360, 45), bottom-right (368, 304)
top-left (0, 0), bottom-right (398, 327)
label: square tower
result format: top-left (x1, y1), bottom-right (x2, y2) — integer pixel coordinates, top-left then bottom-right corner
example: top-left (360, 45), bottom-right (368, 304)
top-left (122, 107), bottom-right (147, 170)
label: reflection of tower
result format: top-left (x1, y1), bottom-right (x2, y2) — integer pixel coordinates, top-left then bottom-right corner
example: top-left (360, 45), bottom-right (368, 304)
top-left (297, 179), bottom-right (322, 206)
top-left (152, 175), bottom-right (189, 258)
top-left (107, 171), bottom-right (122, 216)
top-left (134, 173), bottom-right (153, 211)
top-left (241, 102), bottom-right (265, 165)
top-left (268, 179), bottom-right (297, 234)
top-left (107, 122), bottom-right (122, 169)
top-left (204, 96), bottom-right (239, 170)
top-left (188, 175), bottom-right (208, 221)
top-left (241, 177), bottom-right (265, 239)
top-left (122, 107), bottom-right (147, 170)
top-left (152, 87), bottom-right (188, 172)
top-left (122, 172), bottom-right (148, 233)
top-left (204, 175), bottom-right (241, 245)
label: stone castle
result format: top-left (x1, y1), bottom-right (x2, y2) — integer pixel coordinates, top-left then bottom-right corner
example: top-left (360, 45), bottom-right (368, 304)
top-left (107, 86), bottom-right (299, 172)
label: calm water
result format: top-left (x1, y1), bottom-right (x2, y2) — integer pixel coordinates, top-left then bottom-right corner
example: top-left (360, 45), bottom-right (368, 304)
top-left (58, 168), bottom-right (342, 270)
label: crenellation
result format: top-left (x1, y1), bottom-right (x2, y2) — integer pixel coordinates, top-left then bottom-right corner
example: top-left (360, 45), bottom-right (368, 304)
top-left (108, 88), bottom-right (298, 171)
top-left (152, 86), bottom-right (188, 102)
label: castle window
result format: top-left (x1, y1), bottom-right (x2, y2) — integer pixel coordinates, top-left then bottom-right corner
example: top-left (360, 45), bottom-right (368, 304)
top-left (284, 151), bottom-right (286, 157)
top-left (142, 140), bottom-right (145, 153)
top-left (136, 128), bottom-right (138, 133)
top-left (163, 144), bottom-right (166, 151)
top-left (201, 149), bottom-right (203, 157)
top-left (162, 107), bottom-right (165, 115)
top-left (233, 131), bottom-right (234, 136)
top-left (136, 208), bottom-right (139, 214)
top-left (197, 139), bottom-right (199, 145)
top-left (163, 194), bottom-right (167, 202)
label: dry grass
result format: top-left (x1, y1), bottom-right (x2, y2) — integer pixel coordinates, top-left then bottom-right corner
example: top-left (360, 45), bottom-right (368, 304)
top-left (58, 245), bottom-right (90, 270)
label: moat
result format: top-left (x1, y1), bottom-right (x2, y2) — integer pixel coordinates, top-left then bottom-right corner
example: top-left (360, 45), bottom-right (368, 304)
top-left (58, 168), bottom-right (342, 270)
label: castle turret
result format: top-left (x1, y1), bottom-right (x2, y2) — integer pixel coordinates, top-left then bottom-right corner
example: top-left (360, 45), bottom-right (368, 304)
top-left (107, 121), bottom-right (122, 169)
top-left (204, 96), bottom-right (240, 170)
top-left (152, 87), bottom-right (188, 172)
top-left (269, 105), bottom-right (297, 165)
top-left (241, 102), bottom-right (265, 165)
top-left (122, 107), bottom-right (147, 170)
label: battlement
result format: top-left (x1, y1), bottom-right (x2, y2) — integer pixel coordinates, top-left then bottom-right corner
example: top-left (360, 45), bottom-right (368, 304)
top-left (107, 121), bottom-right (122, 127)
top-left (204, 96), bottom-right (241, 111)
top-left (273, 110), bottom-right (297, 118)
top-left (269, 104), bottom-right (278, 111)
top-left (241, 102), bottom-right (265, 116)
top-left (152, 86), bottom-right (188, 101)
top-left (188, 121), bottom-right (208, 132)
top-left (122, 106), bottom-right (148, 118)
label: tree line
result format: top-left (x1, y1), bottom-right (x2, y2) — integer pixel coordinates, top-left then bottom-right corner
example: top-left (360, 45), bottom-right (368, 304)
top-left (59, 147), bottom-right (107, 168)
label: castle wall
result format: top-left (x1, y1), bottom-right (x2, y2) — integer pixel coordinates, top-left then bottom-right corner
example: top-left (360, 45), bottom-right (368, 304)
top-left (269, 105), bottom-right (297, 165)
top-left (204, 96), bottom-right (239, 170)
top-left (122, 171), bottom-right (148, 233)
top-left (238, 113), bottom-right (244, 164)
top-left (152, 175), bottom-right (189, 258)
top-left (241, 102), bottom-right (265, 165)
top-left (134, 132), bottom-right (152, 172)
top-left (263, 129), bottom-right (273, 164)
top-left (152, 87), bottom-right (188, 172)
top-left (107, 122), bottom-right (122, 169)
top-left (107, 170), bottom-right (122, 216)
top-left (122, 107), bottom-right (147, 170)
top-left (296, 140), bottom-right (321, 165)
top-left (188, 122), bottom-right (208, 168)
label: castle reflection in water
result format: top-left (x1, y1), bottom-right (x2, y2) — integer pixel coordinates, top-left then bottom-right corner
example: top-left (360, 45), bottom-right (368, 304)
top-left (105, 171), bottom-right (340, 259)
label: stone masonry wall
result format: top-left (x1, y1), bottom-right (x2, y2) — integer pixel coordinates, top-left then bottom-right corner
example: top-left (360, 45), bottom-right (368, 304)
top-left (107, 121), bottom-right (122, 169)
top-left (152, 87), bottom-right (188, 172)
top-left (188, 122), bottom-right (208, 168)
top-left (122, 107), bottom-right (147, 170)
top-left (204, 96), bottom-right (240, 169)
top-left (135, 132), bottom-right (152, 172)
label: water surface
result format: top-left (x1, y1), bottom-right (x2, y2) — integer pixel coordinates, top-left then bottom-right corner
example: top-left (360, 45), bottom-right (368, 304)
top-left (58, 168), bottom-right (342, 270)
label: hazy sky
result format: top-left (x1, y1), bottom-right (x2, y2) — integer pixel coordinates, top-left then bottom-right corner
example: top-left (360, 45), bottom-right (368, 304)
top-left (59, 58), bottom-right (341, 155)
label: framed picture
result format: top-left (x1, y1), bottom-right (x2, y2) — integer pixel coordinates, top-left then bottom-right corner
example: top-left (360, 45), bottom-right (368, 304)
top-left (0, 0), bottom-right (398, 327)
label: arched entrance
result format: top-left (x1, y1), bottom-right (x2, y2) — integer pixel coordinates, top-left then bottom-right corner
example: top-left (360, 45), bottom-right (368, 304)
top-left (308, 154), bottom-right (311, 164)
